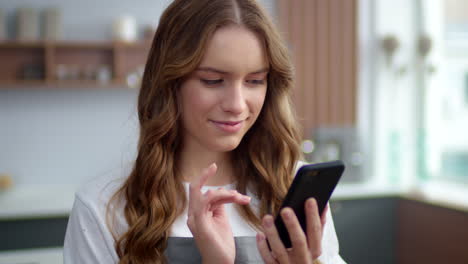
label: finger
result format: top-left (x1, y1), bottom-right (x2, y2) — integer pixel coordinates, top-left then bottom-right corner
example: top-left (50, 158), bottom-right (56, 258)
top-left (188, 163), bottom-right (217, 216)
top-left (204, 189), bottom-right (251, 208)
top-left (256, 232), bottom-right (277, 264)
top-left (321, 204), bottom-right (329, 228)
top-left (280, 208), bottom-right (308, 253)
top-left (209, 195), bottom-right (251, 211)
top-left (188, 184), bottom-right (197, 218)
top-left (262, 215), bottom-right (289, 263)
top-left (305, 198), bottom-right (323, 259)
top-left (197, 163), bottom-right (217, 189)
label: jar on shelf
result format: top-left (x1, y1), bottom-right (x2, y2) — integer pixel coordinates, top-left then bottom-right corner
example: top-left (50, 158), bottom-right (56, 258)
top-left (55, 64), bottom-right (68, 80)
top-left (112, 15), bottom-right (137, 42)
top-left (0, 9), bottom-right (6, 41)
top-left (16, 7), bottom-right (40, 41)
top-left (43, 7), bottom-right (62, 41)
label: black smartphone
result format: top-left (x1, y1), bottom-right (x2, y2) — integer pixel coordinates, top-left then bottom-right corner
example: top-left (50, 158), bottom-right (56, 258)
top-left (274, 160), bottom-right (345, 249)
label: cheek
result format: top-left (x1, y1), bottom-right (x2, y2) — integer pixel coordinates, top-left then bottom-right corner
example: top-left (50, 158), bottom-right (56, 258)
top-left (186, 94), bottom-right (215, 116)
top-left (251, 89), bottom-right (267, 115)
top-left (180, 82), bottom-right (217, 118)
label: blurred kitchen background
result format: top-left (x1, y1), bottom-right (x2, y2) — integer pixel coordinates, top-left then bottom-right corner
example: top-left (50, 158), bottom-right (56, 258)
top-left (0, 0), bottom-right (467, 263)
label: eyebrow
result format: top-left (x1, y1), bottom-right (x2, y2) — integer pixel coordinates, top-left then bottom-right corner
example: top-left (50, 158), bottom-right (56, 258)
top-left (196, 66), bottom-right (269, 75)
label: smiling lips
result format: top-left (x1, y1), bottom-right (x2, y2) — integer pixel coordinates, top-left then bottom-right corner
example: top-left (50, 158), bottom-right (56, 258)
top-left (210, 120), bottom-right (244, 133)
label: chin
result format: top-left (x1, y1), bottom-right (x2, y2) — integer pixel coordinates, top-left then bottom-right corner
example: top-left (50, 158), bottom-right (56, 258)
top-left (212, 137), bottom-right (243, 152)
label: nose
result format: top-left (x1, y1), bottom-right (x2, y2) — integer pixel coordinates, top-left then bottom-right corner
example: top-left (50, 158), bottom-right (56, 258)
top-left (221, 80), bottom-right (247, 115)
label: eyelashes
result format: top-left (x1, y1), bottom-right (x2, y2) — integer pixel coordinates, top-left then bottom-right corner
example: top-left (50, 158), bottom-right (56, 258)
top-left (247, 79), bottom-right (265, 85)
top-left (201, 79), bottom-right (223, 85)
top-left (200, 79), bottom-right (266, 86)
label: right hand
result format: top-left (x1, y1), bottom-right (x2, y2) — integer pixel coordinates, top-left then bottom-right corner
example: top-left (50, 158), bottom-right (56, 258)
top-left (256, 199), bottom-right (328, 264)
top-left (187, 163), bottom-right (251, 264)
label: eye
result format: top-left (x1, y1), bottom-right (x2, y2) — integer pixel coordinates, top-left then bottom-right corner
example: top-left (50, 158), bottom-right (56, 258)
top-left (201, 79), bottom-right (223, 85)
top-left (246, 79), bottom-right (265, 85)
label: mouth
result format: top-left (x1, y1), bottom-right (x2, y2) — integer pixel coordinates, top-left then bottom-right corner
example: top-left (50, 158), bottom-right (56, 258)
top-left (209, 119), bottom-right (245, 133)
top-left (212, 120), bottom-right (243, 125)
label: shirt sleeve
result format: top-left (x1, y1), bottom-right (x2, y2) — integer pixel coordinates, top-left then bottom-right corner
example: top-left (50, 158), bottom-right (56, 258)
top-left (63, 195), bottom-right (118, 264)
top-left (317, 204), bottom-right (347, 264)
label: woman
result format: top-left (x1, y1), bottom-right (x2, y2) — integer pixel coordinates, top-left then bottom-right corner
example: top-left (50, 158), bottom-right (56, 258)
top-left (64, 0), bottom-right (346, 263)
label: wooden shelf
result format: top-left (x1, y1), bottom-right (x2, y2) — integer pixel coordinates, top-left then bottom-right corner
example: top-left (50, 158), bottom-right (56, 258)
top-left (0, 40), bottom-right (151, 88)
top-left (0, 41), bottom-right (46, 48)
top-left (0, 80), bottom-right (136, 89)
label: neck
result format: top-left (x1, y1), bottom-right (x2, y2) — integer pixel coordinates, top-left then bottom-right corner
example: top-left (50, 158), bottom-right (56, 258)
top-left (179, 144), bottom-right (234, 186)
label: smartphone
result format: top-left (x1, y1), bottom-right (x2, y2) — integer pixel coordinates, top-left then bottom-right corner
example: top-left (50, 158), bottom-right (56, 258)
top-left (274, 160), bottom-right (345, 249)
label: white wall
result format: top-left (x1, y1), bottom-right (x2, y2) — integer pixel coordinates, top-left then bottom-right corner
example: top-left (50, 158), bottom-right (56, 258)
top-left (0, 89), bottom-right (139, 186)
top-left (0, 0), bottom-right (276, 188)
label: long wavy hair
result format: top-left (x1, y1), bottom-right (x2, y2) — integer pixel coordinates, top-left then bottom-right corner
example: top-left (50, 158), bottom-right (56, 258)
top-left (107, 0), bottom-right (302, 263)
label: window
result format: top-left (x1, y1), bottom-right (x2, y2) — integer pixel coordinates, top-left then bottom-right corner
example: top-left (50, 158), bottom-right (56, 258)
top-left (424, 0), bottom-right (468, 183)
top-left (363, 0), bottom-right (468, 205)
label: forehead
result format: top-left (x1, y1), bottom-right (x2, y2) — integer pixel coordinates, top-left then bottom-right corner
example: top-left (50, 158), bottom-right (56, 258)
top-left (199, 25), bottom-right (268, 74)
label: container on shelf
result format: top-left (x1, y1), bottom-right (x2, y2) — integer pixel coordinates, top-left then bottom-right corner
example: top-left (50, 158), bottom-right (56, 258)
top-left (43, 7), bottom-right (62, 41)
top-left (0, 9), bottom-right (6, 41)
top-left (112, 15), bottom-right (137, 42)
top-left (16, 7), bottom-right (40, 41)
top-left (96, 64), bottom-right (112, 83)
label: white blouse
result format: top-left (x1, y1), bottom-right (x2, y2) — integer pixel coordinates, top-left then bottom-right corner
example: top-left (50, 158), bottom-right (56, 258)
top-left (63, 164), bottom-right (347, 263)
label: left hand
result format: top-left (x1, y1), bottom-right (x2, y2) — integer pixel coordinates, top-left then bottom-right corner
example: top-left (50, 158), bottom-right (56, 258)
top-left (256, 198), bottom-right (328, 264)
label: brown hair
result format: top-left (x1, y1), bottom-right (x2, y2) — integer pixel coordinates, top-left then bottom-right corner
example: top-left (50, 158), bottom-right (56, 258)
top-left (108, 0), bottom-right (302, 263)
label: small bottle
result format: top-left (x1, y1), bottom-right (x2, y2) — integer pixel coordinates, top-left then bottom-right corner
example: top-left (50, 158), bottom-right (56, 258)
top-left (96, 65), bottom-right (112, 84)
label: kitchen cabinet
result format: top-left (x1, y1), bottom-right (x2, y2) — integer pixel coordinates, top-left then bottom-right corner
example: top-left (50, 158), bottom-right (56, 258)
top-left (397, 199), bottom-right (468, 264)
top-left (3, 195), bottom-right (466, 263)
top-left (0, 217), bottom-right (68, 251)
top-left (331, 197), bottom-right (397, 264)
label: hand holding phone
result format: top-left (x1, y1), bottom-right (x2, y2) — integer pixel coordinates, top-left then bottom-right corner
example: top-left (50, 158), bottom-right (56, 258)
top-left (274, 160), bottom-right (345, 248)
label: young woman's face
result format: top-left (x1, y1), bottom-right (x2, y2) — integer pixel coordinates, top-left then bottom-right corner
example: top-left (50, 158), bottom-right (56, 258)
top-left (179, 25), bottom-right (268, 153)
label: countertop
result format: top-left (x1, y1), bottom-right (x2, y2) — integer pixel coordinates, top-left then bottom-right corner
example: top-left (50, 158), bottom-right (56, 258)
top-left (0, 181), bottom-right (467, 220)
top-left (0, 184), bottom-right (76, 220)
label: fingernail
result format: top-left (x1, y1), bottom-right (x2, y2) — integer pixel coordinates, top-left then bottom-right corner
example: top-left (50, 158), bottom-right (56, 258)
top-left (308, 198), bottom-right (316, 209)
top-left (264, 216), bottom-right (273, 228)
top-left (243, 195), bottom-right (251, 202)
